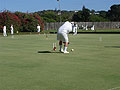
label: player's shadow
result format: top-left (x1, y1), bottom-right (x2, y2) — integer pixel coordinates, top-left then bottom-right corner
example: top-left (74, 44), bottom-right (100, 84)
top-left (104, 46), bottom-right (120, 48)
top-left (37, 51), bottom-right (60, 53)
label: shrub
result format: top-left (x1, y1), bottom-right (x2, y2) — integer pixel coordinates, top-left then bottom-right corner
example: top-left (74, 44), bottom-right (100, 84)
top-left (0, 11), bottom-right (44, 33)
top-left (15, 12), bottom-right (44, 32)
top-left (0, 10), bottom-right (21, 33)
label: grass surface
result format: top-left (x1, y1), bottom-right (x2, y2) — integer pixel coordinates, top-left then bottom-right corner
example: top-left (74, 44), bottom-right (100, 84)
top-left (0, 34), bottom-right (120, 90)
top-left (43, 29), bottom-right (120, 33)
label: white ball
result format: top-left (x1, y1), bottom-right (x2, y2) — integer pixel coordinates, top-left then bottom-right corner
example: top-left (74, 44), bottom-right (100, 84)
top-left (71, 49), bottom-right (74, 51)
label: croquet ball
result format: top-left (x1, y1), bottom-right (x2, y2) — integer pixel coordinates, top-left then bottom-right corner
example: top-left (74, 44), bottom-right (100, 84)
top-left (71, 49), bottom-right (74, 51)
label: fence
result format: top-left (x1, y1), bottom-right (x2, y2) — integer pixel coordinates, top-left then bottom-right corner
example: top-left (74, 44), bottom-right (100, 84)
top-left (44, 22), bottom-right (120, 30)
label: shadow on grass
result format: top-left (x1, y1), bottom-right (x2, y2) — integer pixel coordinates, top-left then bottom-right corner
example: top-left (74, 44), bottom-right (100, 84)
top-left (37, 51), bottom-right (61, 53)
top-left (104, 46), bottom-right (120, 48)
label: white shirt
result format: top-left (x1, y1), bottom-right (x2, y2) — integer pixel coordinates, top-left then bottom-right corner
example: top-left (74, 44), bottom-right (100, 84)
top-left (3, 26), bottom-right (6, 33)
top-left (37, 26), bottom-right (40, 29)
top-left (75, 24), bottom-right (78, 29)
top-left (37, 25), bottom-right (40, 32)
top-left (11, 26), bottom-right (13, 31)
top-left (73, 24), bottom-right (78, 32)
top-left (11, 26), bottom-right (14, 34)
top-left (58, 21), bottom-right (72, 34)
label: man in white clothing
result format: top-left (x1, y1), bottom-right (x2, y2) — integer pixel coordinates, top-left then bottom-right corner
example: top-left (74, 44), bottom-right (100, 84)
top-left (37, 24), bottom-right (41, 33)
top-left (3, 26), bottom-right (7, 37)
top-left (91, 25), bottom-right (95, 30)
top-left (10, 24), bottom-right (14, 35)
top-left (57, 21), bottom-right (73, 53)
top-left (73, 23), bottom-right (78, 35)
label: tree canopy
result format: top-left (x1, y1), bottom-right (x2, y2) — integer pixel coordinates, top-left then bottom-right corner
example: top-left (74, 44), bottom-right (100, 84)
top-left (36, 4), bottom-right (120, 22)
top-left (107, 5), bottom-right (120, 21)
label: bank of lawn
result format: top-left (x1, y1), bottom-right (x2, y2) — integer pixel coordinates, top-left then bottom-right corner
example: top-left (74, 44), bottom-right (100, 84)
top-left (0, 34), bottom-right (120, 90)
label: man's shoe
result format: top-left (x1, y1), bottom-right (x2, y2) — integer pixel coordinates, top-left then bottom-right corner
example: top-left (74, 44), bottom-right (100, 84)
top-left (59, 49), bottom-right (64, 53)
top-left (64, 51), bottom-right (69, 53)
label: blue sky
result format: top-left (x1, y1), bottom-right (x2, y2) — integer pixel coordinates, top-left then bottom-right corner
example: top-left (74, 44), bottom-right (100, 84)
top-left (0, 0), bottom-right (120, 12)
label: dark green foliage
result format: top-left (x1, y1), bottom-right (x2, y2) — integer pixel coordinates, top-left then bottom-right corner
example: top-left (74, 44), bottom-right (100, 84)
top-left (107, 4), bottom-right (120, 21)
top-left (72, 6), bottom-right (91, 22)
top-left (37, 10), bottom-right (59, 22)
top-left (72, 6), bottom-right (110, 22)
top-left (81, 6), bottom-right (90, 21)
top-left (15, 12), bottom-right (44, 32)
top-left (35, 4), bottom-right (120, 22)
top-left (72, 11), bottom-right (82, 22)
top-left (89, 15), bottom-right (109, 22)
top-left (99, 11), bottom-right (108, 18)
top-left (36, 10), bottom-right (75, 22)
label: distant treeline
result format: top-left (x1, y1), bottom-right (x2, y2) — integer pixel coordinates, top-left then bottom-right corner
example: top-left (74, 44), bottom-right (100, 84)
top-left (36, 4), bottom-right (120, 22)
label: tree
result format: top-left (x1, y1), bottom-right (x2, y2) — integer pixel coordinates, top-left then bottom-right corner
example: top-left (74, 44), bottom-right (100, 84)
top-left (90, 9), bottom-right (96, 15)
top-left (107, 4), bottom-right (120, 21)
top-left (36, 10), bottom-right (75, 22)
top-left (72, 6), bottom-right (90, 22)
top-left (89, 15), bottom-right (109, 22)
top-left (61, 14), bottom-right (71, 22)
top-left (15, 12), bottom-right (44, 32)
top-left (39, 11), bottom-right (59, 22)
top-left (81, 6), bottom-right (90, 21)
top-left (72, 11), bottom-right (82, 22)
top-left (99, 11), bottom-right (108, 18)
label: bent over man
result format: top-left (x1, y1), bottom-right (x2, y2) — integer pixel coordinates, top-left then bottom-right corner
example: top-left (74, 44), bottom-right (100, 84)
top-left (57, 21), bottom-right (73, 53)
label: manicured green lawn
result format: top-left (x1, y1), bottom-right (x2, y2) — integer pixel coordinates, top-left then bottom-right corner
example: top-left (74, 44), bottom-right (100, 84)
top-left (42, 29), bottom-right (120, 33)
top-left (0, 34), bottom-right (120, 90)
